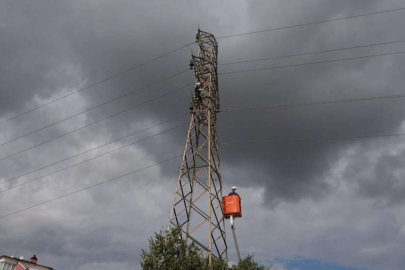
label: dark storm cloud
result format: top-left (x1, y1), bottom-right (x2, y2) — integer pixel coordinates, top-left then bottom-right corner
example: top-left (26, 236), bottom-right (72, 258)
top-left (213, 0), bottom-right (405, 206)
top-left (91, 0), bottom-right (405, 208)
top-left (0, 1), bottom-right (84, 116)
top-left (1, 0), bottom-right (405, 269)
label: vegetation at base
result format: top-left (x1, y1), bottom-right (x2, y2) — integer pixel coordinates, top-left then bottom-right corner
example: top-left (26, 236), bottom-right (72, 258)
top-left (141, 228), bottom-right (270, 270)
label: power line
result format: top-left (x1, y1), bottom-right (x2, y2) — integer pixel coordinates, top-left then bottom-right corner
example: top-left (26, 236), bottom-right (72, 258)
top-left (2, 6), bottom-right (404, 129)
top-left (1, 6), bottom-right (402, 131)
top-left (1, 49), bottom-right (398, 164)
top-left (219, 132), bottom-right (405, 145)
top-left (0, 122), bottom-right (186, 194)
top-left (0, 112), bottom-right (189, 187)
top-left (2, 6), bottom-right (401, 128)
top-left (220, 92), bottom-right (405, 112)
top-left (0, 154), bottom-right (182, 221)
top-left (5, 120), bottom-right (405, 218)
top-left (0, 83), bottom-right (192, 164)
top-left (0, 42), bottom-right (195, 127)
top-left (219, 50), bottom-right (405, 75)
top-left (217, 7), bottom-right (405, 39)
top-left (0, 69), bottom-right (190, 149)
top-left (220, 39), bottom-right (405, 66)
top-left (3, 47), bottom-right (400, 156)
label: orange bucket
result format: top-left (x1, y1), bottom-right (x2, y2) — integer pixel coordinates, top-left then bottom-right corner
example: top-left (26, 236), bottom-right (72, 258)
top-left (222, 195), bottom-right (242, 219)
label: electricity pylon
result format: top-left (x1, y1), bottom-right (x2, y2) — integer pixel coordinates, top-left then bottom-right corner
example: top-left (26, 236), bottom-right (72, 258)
top-left (169, 30), bottom-right (227, 264)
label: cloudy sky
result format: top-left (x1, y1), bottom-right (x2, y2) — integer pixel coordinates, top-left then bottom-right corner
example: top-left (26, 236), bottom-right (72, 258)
top-left (1, 0), bottom-right (405, 269)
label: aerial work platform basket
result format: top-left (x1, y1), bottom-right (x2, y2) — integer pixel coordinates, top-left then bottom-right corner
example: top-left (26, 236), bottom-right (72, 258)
top-left (222, 190), bottom-right (242, 219)
top-left (222, 186), bottom-right (243, 262)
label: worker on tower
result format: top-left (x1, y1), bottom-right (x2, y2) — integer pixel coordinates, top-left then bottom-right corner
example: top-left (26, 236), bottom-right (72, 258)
top-left (195, 82), bottom-right (202, 102)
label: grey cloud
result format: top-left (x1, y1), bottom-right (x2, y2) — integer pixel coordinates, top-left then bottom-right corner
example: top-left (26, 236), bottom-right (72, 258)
top-left (1, 0), bottom-right (405, 269)
top-left (343, 139), bottom-right (405, 205)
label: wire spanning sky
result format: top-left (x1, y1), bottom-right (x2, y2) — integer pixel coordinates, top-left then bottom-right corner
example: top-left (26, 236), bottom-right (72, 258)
top-left (1, 1), bottom-right (405, 269)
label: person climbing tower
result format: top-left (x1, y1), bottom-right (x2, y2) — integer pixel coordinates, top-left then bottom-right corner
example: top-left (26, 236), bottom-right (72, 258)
top-left (195, 82), bottom-right (202, 102)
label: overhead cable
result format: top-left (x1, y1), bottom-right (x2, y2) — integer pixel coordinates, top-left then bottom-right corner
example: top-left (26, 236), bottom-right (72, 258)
top-left (0, 122), bottom-right (186, 193)
top-left (0, 83), bottom-right (192, 164)
top-left (3, 6), bottom-right (405, 127)
top-left (219, 51), bottom-right (405, 75)
top-left (220, 132), bottom-right (405, 145)
top-left (0, 155), bottom-right (182, 221)
top-left (0, 69), bottom-right (190, 149)
top-left (2, 6), bottom-right (403, 129)
top-left (0, 112), bottom-right (189, 187)
top-left (220, 39), bottom-right (405, 66)
top-left (220, 92), bottom-right (405, 112)
top-left (0, 42), bottom-right (195, 126)
top-left (217, 7), bottom-right (405, 39)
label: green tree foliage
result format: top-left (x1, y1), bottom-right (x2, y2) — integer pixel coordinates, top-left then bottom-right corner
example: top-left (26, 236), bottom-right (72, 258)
top-left (141, 228), bottom-right (269, 270)
top-left (230, 255), bottom-right (270, 270)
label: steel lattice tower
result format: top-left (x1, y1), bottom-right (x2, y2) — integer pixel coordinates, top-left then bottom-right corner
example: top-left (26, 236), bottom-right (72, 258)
top-left (169, 30), bottom-right (227, 264)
